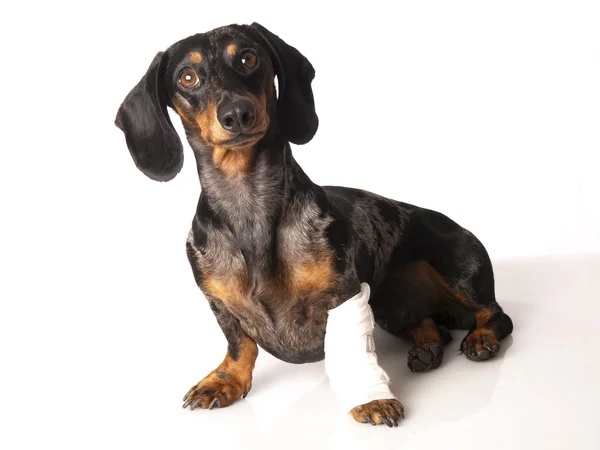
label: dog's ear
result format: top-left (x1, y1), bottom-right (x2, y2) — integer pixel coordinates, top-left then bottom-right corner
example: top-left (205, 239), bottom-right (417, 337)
top-left (115, 52), bottom-right (183, 182)
top-left (249, 23), bottom-right (318, 145)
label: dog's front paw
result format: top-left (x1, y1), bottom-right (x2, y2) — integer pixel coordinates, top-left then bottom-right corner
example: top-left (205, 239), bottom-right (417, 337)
top-left (182, 371), bottom-right (251, 410)
top-left (350, 399), bottom-right (405, 427)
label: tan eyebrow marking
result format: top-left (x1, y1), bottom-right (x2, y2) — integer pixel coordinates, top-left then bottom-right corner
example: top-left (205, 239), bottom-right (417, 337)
top-left (226, 44), bottom-right (237, 56)
top-left (189, 52), bottom-right (202, 64)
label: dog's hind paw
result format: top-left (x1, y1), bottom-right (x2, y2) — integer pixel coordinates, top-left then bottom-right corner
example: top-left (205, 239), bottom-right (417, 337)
top-left (407, 341), bottom-right (444, 372)
top-left (461, 328), bottom-right (500, 361)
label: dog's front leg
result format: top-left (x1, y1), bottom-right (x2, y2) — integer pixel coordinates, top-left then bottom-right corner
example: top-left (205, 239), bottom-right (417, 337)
top-left (182, 299), bottom-right (258, 410)
top-left (325, 283), bottom-right (405, 427)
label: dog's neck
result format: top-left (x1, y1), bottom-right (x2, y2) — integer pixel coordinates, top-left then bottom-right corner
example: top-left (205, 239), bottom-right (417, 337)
top-left (190, 132), bottom-right (317, 259)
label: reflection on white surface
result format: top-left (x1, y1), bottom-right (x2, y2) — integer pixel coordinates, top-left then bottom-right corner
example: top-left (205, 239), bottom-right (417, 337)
top-left (2, 256), bottom-right (599, 450)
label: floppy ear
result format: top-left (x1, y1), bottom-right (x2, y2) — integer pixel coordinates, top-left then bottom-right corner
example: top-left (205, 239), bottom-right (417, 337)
top-left (115, 52), bottom-right (183, 182)
top-left (249, 23), bottom-right (318, 145)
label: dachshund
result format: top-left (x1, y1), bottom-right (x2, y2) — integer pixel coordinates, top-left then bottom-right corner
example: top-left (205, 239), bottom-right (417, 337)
top-left (115, 22), bottom-right (513, 427)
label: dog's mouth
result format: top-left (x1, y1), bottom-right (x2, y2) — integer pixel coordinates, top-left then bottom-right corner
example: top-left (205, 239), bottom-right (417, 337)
top-left (217, 131), bottom-right (266, 149)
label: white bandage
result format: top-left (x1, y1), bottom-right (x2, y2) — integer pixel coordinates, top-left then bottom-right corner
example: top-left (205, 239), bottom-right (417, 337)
top-left (324, 283), bottom-right (396, 412)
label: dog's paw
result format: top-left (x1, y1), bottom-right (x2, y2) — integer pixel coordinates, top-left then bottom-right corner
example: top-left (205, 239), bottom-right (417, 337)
top-left (182, 371), bottom-right (251, 410)
top-left (461, 328), bottom-right (500, 361)
top-left (407, 341), bottom-right (444, 372)
top-left (350, 399), bottom-right (405, 427)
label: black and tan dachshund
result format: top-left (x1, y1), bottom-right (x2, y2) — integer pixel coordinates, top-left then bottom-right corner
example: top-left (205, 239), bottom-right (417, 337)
top-left (116, 23), bottom-right (513, 427)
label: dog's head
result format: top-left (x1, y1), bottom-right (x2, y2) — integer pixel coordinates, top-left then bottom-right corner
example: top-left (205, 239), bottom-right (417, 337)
top-left (115, 23), bottom-right (318, 181)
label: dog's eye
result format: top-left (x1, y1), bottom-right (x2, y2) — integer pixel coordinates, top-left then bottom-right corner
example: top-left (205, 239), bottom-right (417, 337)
top-left (241, 52), bottom-right (258, 69)
top-left (179, 69), bottom-right (199, 88)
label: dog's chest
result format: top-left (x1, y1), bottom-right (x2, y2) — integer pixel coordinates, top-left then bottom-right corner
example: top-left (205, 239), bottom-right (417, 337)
top-left (188, 225), bottom-right (337, 363)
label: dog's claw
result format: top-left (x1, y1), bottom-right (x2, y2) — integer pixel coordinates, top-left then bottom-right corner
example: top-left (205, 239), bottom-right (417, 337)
top-left (462, 330), bottom-right (501, 362)
top-left (373, 407), bottom-right (392, 427)
top-left (364, 414), bottom-right (376, 426)
top-left (393, 404), bottom-right (404, 418)
top-left (182, 373), bottom-right (250, 412)
top-left (351, 399), bottom-right (404, 427)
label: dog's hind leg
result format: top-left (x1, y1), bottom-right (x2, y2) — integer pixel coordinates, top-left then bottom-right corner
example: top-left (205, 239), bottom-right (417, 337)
top-left (406, 318), bottom-right (452, 372)
top-left (459, 304), bottom-right (513, 361)
top-left (370, 262), bottom-right (458, 371)
top-left (437, 242), bottom-right (514, 362)
top-left (371, 255), bottom-right (513, 368)
top-left (389, 209), bottom-right (514, 362)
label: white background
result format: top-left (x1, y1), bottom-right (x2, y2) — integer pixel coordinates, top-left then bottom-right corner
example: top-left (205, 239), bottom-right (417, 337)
top-left (1, 1), bottom-right (599, 449)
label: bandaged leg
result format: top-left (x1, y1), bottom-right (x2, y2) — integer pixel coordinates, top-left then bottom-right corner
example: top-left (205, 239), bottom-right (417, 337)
top-left (324, 283), bottom-right (396, 412)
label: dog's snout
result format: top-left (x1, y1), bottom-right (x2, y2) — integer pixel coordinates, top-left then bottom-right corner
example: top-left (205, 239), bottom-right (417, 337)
top-left (217, 99), bottom-right (256, 133)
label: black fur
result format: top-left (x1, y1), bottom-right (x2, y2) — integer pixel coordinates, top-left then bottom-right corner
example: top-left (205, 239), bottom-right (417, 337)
top-left (115, 52), bottom-right (183, 181)
top-left (246, 23), bottom-right (318, 144)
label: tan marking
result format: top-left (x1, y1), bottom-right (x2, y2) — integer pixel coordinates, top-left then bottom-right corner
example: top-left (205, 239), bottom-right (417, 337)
top-left (414, 262), bottom-right (471, 306)
top-left (383, 261), bottom-right (475, 310)
top-left (461, 327), bottom-right (499, 359)
top-left (173, 103), bottom-right (192, 124)
top-left (195, 93), bottom-right (270, 146)
top-left (226, 44), bottom-right (237, 56)
top-left (474, 308), bottom-right (494, 327)
top-left (183, 337), bottom-right (258, 408)
top-left (214, 337), bottom-right (258, 383)
top-left (211, 146), bottom-right (228, 166)
top-left (172, 94), bottom-right (196, 125)
top-left (467, 327), bottom-right (496, 341)
top-left (188, 51), bottom-right (202, 64)
top-left (377, 261), bottom-right (471, 307)
top-left (202, 274), bottom-right (248, 305)
top-left (292, 252), bottom-right (335, 295)
top-left (174, 104), bottom-right (186, 117)
top-left (196, 100), bottom-right (232, 144)
top-left (194, 93), bottom-right (269, 178)
top-left (351, 399), bottom-right (405, 426)
top-left (408, 317), bottom-right (441, 345)
top-left (212, 146), bottom-right (254, 178)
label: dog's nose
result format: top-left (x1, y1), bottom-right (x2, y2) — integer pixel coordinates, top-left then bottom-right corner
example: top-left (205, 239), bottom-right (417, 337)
top-left (217, 99), bottom-right (256, 133)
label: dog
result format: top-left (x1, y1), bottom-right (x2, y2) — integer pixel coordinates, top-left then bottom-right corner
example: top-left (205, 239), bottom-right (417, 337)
top-left (115, 23), bottom-right (513, 427)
